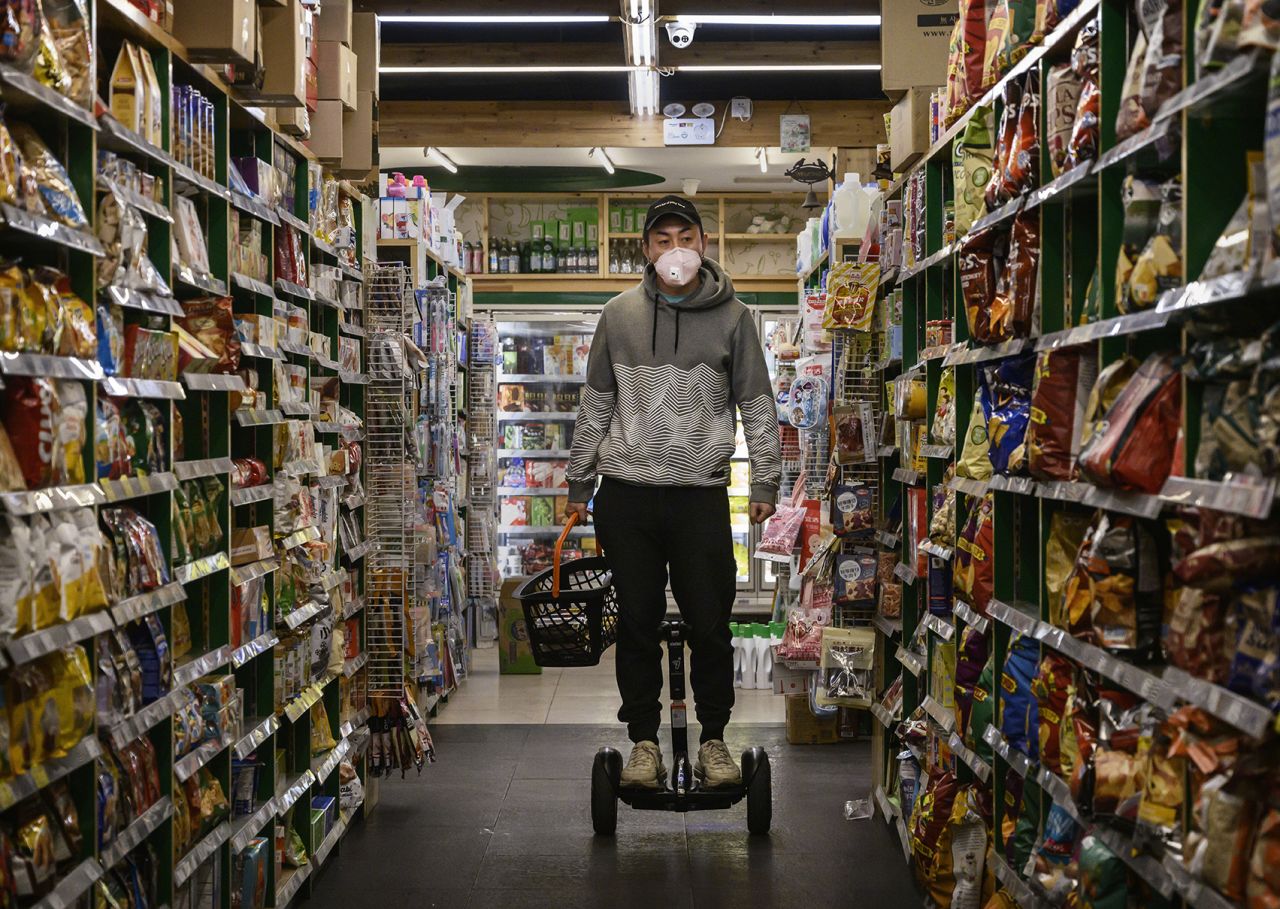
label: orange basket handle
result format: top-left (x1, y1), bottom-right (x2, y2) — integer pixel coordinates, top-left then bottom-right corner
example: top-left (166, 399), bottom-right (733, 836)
top-left (552, 511), bottom-right (580, 598)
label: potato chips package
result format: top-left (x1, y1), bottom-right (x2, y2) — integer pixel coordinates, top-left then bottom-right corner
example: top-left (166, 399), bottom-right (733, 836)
top-left (954, 493), bottom-right (995, 612)
top-left (1046, 63), bottom-right (1083, 178)
top-left (9, 122), bottom-right (87, 229)
top-left (1027, 345), bottom-right (1098, 480)
top-left (983, 353), bottom-right (1036, 476)
top-left (953, 106), bottom-right (994, 235)
top-left (821, 261), bottom-right (879, 331)
top-left (1062, 511), bottom-right (1164, 655)
top-left (957, 392), bottom-right (994, 481)
top-left (1077, 352), bottom-right (1181, 493)
top-left (1045, 511), bottom-right (1090, 629)
top-left (1066, 23), bottom-right (1102, 170)
top-left (999, 634), bottom-right (1040, 758)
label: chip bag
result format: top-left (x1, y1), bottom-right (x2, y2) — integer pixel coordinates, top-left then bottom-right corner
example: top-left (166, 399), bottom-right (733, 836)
top-left (1077, 352), bottom-right (1181, 493)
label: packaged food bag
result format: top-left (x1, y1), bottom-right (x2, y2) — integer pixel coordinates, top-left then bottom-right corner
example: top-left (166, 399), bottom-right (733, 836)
top-left (1031, 652), bottom-right (1074, 775)
top-left (956, 391), bottom-right (994, 481)
top-left (1062, 511), bottom-right (1164, 655)
top-left (968, 657), bottom-right (996, 759)
top-left (998, 633), bottom-right (1040, 757)
top-left (1046, 63), bottom-right (1084, 178)
top-left (959, 227), bottom-right (1001, 344)
top-left (1124, 177), bottom-right (1182, 312)
top-left (754, 484), bottom-right (807, 563)
top-left (1076, 352), bottom-right (1181, 493)
top-left (954, 493), bottom-right (995, 612)
top-left (982, 353), bottom-right (1036, 476)
top-left (985, 81), bottom-right (1022, 210)
top-left (927, 788), bottom-right (989, 909)
top-left (989, 212), bottom-right (1040, 342)
top-left (953, 106), bottom-right (995, 235)
top-left (1045, 510), bottom-right (1091, 628)
top-left (1027, 345), bottom-right (1099, 481)
top-left (1066, 23), bottom-right (1102, 170)
top-left (945, 0), bottom-right (990, 123)
top-left (953, 625), bottom-right (991, 735)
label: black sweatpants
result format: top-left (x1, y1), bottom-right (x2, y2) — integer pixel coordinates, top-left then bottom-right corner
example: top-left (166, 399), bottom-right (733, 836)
top-left (591, 477), bottom-right (738, 745)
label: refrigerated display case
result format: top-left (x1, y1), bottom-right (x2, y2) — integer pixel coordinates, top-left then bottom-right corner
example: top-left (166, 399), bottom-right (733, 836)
top-left (493, 313), bottom-right (601, 576)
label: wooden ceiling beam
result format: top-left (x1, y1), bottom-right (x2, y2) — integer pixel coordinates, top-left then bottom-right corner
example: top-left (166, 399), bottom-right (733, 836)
top-left (380, 40), bottom-right (880, 69)
top-left (379, 99), bottom-right (890, 148)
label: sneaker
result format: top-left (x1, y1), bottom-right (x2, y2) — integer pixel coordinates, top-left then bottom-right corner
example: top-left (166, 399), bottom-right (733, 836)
top-left (620, 741), bottom-right (667, 789)
top-left (696, 740), bottom-right (742, 788)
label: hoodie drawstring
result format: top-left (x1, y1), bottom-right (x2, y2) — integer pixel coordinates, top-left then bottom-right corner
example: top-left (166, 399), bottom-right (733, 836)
top-left (651, 300), bottom-right (658, 355)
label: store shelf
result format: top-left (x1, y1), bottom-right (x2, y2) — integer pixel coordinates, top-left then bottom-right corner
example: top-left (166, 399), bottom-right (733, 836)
top-left (343, 652), bottom-right (368, 678)
top-left (100, 471), bottom-right (179, 503)
top-left (101, 376), bottom-right (186, 400)
top-left (312, 816), bottom-right (348, 868)
top-left (891, 468), bottom-right (922, 486)
top-left (922, 614), bottom-right (955, 641)
top-left (870, 703), bottom-right (896, 729)
top-left (173, 552), bottom-right (231, 585)
top-left (99, 177), bottom-right (174, 223)
top-left (872, 614), bottom-right (902, 637)
top-left (233, 715), bottom-right (280, 760)
top-left (276, 864), bottom-right (312, 909)
top-left (229, 484), bottom-right (275, 507)
top-left (230, 190), bottom-right (281, 226)
top-left (311, 739), bottom-right (350, 783)
top-left (104, 284), bottom-right (185, 316)
top-left (894, 646), bottom-right (924, 677)
top-left (275, 770), bottom-right (316, 815)
top-left (184, 372), bottom-right (248, 393)
top-left (174, 822), bottom-right (232, 887)
top-left (172, 161), bottom-right (231, 202)
top-left (498, 524), bottom-right (593, 535)
top-left (7, 611), bottom-right (114, 665)
top-left (235, 408), bottom-right (287, 426)
top-left (231, 631), bottom-right (280, 669)
top-left (921, 696), bottom-right (956, 734)
top-left (97, 110), bottom-right (172, 165)
top-left (0, 351), bottom-right (103, 380)
top-left (175, 457), bottom-right (233, 481)
top-left (947, 732), bottom-right (991, 783)
top-left (276, 278), bottom-right (315, 302)
top-left (496, 449), bottom-right (572, 458)
top-left (892, 562), bottom-right (917, 585)
top-left (175, 264), bottom-right (228, 296)
top-left (28, 858), bottom-right (103, 909)
top-left (0, 736), bottom-right (102, 811)
top-left (111, 580), bottom-right (186, 624)
top-left (106, 692), bottom-right (179, 749)
top-left (281, 600), bottom-right (332, 632)
top-left (952, 601), bottom-right (990, 635)
top-left (102, 797), bottom-right (172, 869)
top-left (496, 411), bottom-right (579, 421)
top-left (173, 645), bottom-right (232, 688)
top-left (230, 797), bottom-right (279, 854)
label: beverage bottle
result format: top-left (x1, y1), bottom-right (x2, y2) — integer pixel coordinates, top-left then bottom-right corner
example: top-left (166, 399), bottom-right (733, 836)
top-left (588, 245), bottom-right (599, 274)
top-left (530, 241), bottom-right (543, 273)
top-left (609, 242), bottom-right (620, 274)
top-left (543, 237), bottom-right (554, 272)
top-left (488, 240), bottom-right (499, 273)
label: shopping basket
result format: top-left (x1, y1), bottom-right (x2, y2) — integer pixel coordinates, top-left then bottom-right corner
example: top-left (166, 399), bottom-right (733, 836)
top-left (514, 512), bottom-right (618, 667)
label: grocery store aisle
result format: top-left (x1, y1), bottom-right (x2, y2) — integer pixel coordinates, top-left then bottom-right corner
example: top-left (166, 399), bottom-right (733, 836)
top-left (309, 723), bottom-right (919, 908)
top-left (434, 645), bottom-right (786, 726)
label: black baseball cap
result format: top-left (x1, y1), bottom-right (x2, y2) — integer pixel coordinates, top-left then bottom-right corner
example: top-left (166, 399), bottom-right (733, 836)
top-left (643, 195), bottom-right (703, 236)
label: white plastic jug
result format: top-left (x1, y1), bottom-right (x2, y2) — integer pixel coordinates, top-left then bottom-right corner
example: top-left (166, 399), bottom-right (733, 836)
top-left (730, 623), bottom-right (745, 688)
top-left (832, 173), bottom-right (874, 241)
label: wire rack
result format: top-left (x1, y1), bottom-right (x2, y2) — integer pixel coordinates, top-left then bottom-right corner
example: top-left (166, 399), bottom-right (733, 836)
top-left (466, 317), bottom-right (498, 600)
top-left (365, 263), bottom-right (415, 694)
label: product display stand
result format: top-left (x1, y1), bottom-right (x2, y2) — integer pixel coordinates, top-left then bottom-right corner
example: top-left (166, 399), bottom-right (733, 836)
top-left (466, 318), bottom-right (499, 637)
top-left (865, 3), bottom-right (1280, 907)
top-left (0, 3), bottom-right (375, 907)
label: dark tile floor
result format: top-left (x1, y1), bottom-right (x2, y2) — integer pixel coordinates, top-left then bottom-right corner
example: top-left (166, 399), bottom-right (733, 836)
top-left (307, 724), bottom-right (920, 908)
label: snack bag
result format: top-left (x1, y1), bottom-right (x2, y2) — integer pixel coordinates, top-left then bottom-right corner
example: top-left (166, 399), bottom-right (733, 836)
top-left (1046, 62), bottom-right (1083, 178)
top-left (959, 227), bottom-right (1000, 345)
top-left (1076, 352), bottom-right (1181, 493)
top-left (1045, 511), bottom-right (1091, 629)
top-left (933, 368), bottom-right (957, 446)
top-left (982, 353), bottom-right (1036, 476)
top-left (945, 0), bottom-right (990, 122)
top-left (956, 391), bottom-right (994, 481)
top-left (1125, 177), bottom-right (1183, 311)
top-left (9, 122), bottom-right (87, 229)
top-left (1061, 511), bottom-right (1164, 654)
top-left (988, 212), bottom-right (1039, 342)
top-left (954, 493), bottom-right (995, 612)
top-left (1066, 23), bottom-right (1102, 169)
top-left (1026, 345), bottom-right (1098, 481)
top-left (953, 106), bottom-right (994, 235)
top-left (831, 482), bottom-right (873, 537)
top-left (999, 633), bottom-right (1040, 757)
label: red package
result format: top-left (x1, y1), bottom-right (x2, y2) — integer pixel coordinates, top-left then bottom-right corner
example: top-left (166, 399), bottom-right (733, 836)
top-left (274, 227), bottom-right (297, 284)
top-left (954, 493), bottom-right (995, 612)
top-left (1031, 652), bottom-right (1074, 775)
top-left (1003, 69), bottom-right (1041, 196)
top-left (944, 0), bottom-right (989, 122)
top-left (798, 498), bottom-right (824, 569)
top-left (989, 212), bottom-right (1040, 342)
top-left (986, 80), bottom-right (1023, 210)
top-left (178, 297), bottom-right (242, 374)
top-left (2, 377), bottom-right (56, 489)
top-left (1077, 352), bottom-right (1181, 493)
top-left (959, 227), bottom-right (1000, 345)
top-left (908, 486), bottom-right (929, 578)
top-left (1027, 346), bottom-right (1098, 481)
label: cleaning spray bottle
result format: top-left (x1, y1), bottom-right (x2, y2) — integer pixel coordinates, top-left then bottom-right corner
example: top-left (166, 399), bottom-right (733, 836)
top-left (730, 623), bottom-right (744, 688)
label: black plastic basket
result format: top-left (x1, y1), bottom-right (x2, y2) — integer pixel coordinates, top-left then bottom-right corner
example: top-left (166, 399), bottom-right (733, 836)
top-left (514, 515), bottom-right (618, 667)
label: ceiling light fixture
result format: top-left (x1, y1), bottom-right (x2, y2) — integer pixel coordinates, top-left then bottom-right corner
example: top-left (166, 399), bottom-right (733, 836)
top-left (757, 147), bottom-right (768, 174)
top-left (672, 14), bottom-right (880, 26)
top-left (424, 147), bottom-right (458, 173)
top-left (590, 147), bottom-right (617, 175)
top-left (378, 14), bottom-right (611, 23)
top-left (629, 69), bottom-right (659, 117)
top-left (381, 65), bottom-right (643, 73)
top-left (676, 64), bottom-right (881, 72)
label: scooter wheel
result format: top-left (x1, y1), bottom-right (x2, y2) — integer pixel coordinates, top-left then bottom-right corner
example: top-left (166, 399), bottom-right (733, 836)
top-left (591, 748), bottom-right (621, 836)
top-left (742, 747), bottom-right (771, 835)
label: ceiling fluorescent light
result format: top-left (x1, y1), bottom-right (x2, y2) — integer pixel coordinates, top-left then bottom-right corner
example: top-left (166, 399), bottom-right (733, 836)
top-left (677, 64), bottom-right (881, 72)
top-left (628, 69), bottom-right (659, 116)
top-left (378, 15), bottom-right (611, 23)
top-left (425, 147), bottom-right (458, 173)
top-left (590, 147), bottom-right (616, 175)
top-left (757, 147), bottom-right (768, 174)
top-left (625, 0), bottom-right (654, 67)
top-left (673, 14), bottom-right (880, 26)
top-left (381, 65), bottom-right (642, 74)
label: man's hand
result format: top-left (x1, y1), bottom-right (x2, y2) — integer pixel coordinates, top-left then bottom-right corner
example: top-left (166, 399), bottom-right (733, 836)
top-left (749, 502), bottom-right (776, 525)
top-left (565, 502), bottom-right (589, 525)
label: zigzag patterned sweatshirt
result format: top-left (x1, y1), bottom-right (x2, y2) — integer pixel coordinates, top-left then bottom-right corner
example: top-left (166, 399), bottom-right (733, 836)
top-left (567, 258), bottom-right (782, 505)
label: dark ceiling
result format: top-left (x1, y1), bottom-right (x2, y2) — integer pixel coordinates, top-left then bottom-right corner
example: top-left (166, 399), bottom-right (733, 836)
top-left (377, 19), bottom-right (886, 103)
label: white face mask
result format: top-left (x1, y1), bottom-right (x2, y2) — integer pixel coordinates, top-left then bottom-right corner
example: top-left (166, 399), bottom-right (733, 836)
top-left (653, 246), bottom-right (702, 287)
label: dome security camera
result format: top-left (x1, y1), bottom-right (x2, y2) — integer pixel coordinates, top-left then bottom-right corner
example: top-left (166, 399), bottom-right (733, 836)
top-left (664, 20), bottom-right (696, 48)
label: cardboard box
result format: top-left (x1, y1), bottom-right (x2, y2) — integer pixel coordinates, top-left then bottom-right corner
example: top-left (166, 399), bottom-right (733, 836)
top-left (340, 91), bottom-right (378, 174)
top-left (109, 43), bottom-right (142, 134)
top-left (173, 0), bottom-right (256, 67)
top-left (309, 100), bottom-right (344, 160)
top-left (231, 526), bottom-right (273, 566)
top-left (889, 86), bottom-right (933, 171)
top-left (276, 104), bottom-right (310, 138)
top-left (772, 656), bottom-right (810, 697)
top-left (260, 0), bottom-right (307, 105)
top-left (304, 57), bottom-right (318, 112)
top-left (315, 0), bottom-right (352, 45)
top-left (351, 12), bottom-right (380, 99)
top-left (880, 0), bottom-right (957, 91)
top-left (498, 578), bottom-right (541, 675)
top-left (316, 41), bottom-right (357, 110)
top-left (785, 694), bottom-right (840, 744)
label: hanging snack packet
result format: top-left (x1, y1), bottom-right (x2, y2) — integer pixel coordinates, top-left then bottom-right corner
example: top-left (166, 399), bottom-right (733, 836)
top-left (1062, 511), bottom-right (1164, 654)
top-left (1026, 345), bottom-right (1099, 481)
top-left (954, 493), bottom-right (995, 612)
top-left (1046, 63), bottom-right (1083, 177)
top-left (999, 633), bottom-right (1041, 757)
top-left (959, 226), bottom-right (1000, 344)
top-left (834, 550), bottom-right (878, 605)
top-left (944, 0), bottom-right (989, 122)
top-left (44, 0), bottom-right (91, 105)
top-left (1115, 31), bottom-right (1152, 140)
top-left (1114, 175), bottom-right (1163, 308)
top-left (9, 122), bottom-right (87, 229)
top-left (989, 212), bottom-right (1040, 342)
top-left (1125, 176), bottom-right (1183, 311)
top-left (831, 483), bottom-right (873, 537)
top-left (821, 261), bottom-right (879, 331)
top-left (1077, 352), bottom-right (1181, 493)
top-left (956, 391), bottom-right (994, 481)
top-left (833, 402), bottom-right (874, 464)
top-left (1045, 510), bottom-right (1091, 628)
top-left (986, 80), bottom-right (1023, 209)
top-left (983, 353), bottom-right (1036, 476)
top-left (754, 494), bottom-right (806, 563)
top-left (953, 106), bottom-right (994, 236)
top-left (1066, 23), bottom-right (1102, 169)
top-left (1003, 69), bottom-right (1041, 196)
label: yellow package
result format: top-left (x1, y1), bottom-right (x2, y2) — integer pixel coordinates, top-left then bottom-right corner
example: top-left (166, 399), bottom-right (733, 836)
top-left (0, 516), bottom-right (31, 635)
top-left (956, 396), bottom-right (993, 481)
top-left (310, 701), bottom-right (337, 756)
top-left (21, 661), bottom-right (58, 763)
top-left (49, 647), bottom-right (93, 755)
top-left (28, 516), bottom-right (60, 632)
top-left (71, 509), bottom-right (108, 614)
top-left (170, 602), bottom-right (192, 660)
top-left (1044, 511), bottom-right (1090, 628)
top-left (0, 264), bottom-right (24, 352)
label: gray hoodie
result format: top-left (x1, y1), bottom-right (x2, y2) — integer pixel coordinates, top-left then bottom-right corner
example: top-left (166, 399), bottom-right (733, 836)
top-left (567, 258), bottom-right (782, 504)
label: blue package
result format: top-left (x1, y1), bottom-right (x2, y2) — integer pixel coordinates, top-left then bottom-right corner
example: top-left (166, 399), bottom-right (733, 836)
top-left (982, 352), bottom-right (1036, 476)
top-left (999, 633), bottom-right (1040, 758)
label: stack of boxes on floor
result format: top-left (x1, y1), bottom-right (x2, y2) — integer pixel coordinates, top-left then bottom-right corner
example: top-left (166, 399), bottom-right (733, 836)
top-left (840, 3), bottom-right (1280, 908)
top-left (0, 1), bottom-right (380, 907)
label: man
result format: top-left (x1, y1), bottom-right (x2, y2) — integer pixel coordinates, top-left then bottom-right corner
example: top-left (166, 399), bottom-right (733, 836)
top-left (566, 195), bottom-right (782, 790)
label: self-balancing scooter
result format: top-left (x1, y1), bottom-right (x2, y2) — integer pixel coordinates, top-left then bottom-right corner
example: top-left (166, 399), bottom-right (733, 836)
top-left (514, 515), bottom-right (772, 837)
top-left (590, 620), bottom-right (772, 836)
